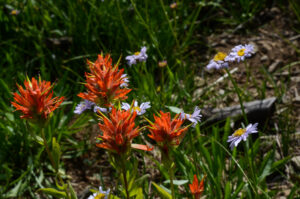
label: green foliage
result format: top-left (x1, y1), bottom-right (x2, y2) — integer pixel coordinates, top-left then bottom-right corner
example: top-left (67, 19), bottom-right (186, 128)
top-left (37, 188), bottom-right (67, 198)
top-left (289, 0), bottom-right (300, 28)
top-left (152, 182), bottom-right (172, 199)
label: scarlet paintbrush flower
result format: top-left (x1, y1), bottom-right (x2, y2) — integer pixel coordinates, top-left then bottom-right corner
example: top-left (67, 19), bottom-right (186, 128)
top-left (147, 111), bottom-right (188, 150)
top-left (96, 107), bottom-right (152, 154)
top-left (11, 77), bottom-right (64, 123)
top-left (189, 175), bottom-right (205, 199)
top-left (78, 54), bottom-right (131, 107)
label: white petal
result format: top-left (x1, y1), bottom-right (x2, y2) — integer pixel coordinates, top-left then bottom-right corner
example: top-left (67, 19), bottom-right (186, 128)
top-left (121, 103), bottom-right (131, 110)
top-left (234, 138), bottom-right (242, 147)
top-left (140, 102), bottom-right (151, 109)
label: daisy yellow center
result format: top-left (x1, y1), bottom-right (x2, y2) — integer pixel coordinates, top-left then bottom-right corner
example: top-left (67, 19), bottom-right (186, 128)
top-left (11, 10), bottom-right (18, 15)
top-left (233, 128), bottom-right (246, 137)
top-left (133, 106), bottom-right (141, 112)
top-left (237, 49), bottom-right (245, 56)
top-left (213, 52), bottom-right (227, 61)
top-left (94, 193), bottom-right (105, 199)
top-left (134, 51), bottom-right (140, 56)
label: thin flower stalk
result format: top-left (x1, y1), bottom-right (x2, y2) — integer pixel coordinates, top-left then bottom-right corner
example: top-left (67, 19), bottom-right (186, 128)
top-left (224, 68), bottom-right (248, 124)
top-left (148, 111), bottom-right (189, 198)
top-left (96, 108), bottom-right (152, 199)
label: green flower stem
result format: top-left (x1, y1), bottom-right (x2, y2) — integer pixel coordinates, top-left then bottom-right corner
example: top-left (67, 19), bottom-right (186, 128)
top-left (121, 157), bottom-right (130, 199)
top-left (41, 128), bottom-right (71, 199)
top-left (158, 0), bottom-right (180, 49)
top-left (243, 141), bottom-right (257, 196)
top-left (161, 66), bottom-right (165, 95)
top-left (189, 130), bottom-right (199, 172)
top-left (225, 68), bottom-right (248, 124)
top-left (169, 163), bottom-right (175, 199)
top-left (244, 60), bottom-right (251, 87)
top-left (122, 169), bottom-right (130, 199)
top-left (162, 150), bottom-right (175, 199)
top-left (41, 128), bottom-right (57, 172)
top-left (129, 0), bottom-right (164, 59)
top-left (116, 0), bottom-right (132, 49)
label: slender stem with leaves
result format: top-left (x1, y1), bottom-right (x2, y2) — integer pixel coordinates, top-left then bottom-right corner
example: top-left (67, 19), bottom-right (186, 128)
top-left (225, 68), bottom-right (248, 124)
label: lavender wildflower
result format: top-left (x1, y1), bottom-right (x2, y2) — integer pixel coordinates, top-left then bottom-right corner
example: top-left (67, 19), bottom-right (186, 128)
top-left (74, 100), bottom-right (95, 114)
top-left (206, 52), bottom-right (229, 70)
top-left (121, 101), bottom-right (151, 115)
top-left (227, 123), bottom-right (258, 150)
top-left (125, 46), bottom-right (148, 66)
top-left (180, 106), bottom-right (202, 127)
top-left (225, 44), bottom-right (254, 63)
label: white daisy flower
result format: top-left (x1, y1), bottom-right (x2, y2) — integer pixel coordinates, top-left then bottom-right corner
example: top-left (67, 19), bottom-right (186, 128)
top-left (227, 123), bottom-right (258, 150)
top-left (206, 52), bottom-right (229, 70)
top-left (93, 106), bottom-right (111, 113)
top-left (121, 101), bottom-right (151, 115)
top-left (88, 186), bottom-right (110, 199)
top-left (74, 100), bottom-right (95, 114)
top-left (180, 106), bottom-right (202, 127)
top-left (125, 46), bottom-right (148, 66)
top-left (120, 74), bottom-right (129, 88)
top-left (225, 44), bottom-right (254, 63)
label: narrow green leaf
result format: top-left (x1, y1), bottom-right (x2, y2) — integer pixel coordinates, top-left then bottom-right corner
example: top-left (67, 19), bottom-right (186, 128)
top-left (37, 188), bottom-right (67, 198)
top-left (165, 106), bottom-right (183, 114)
top-left (135, 174), bottom-right (150, 187)
top-left (151, 182), bottom-right (172, 199)
top-left (0, 79), bottom-right (12, 97)
top-left (34, 136), bottom-right (44, 146)
top-left (232, 182), bottom-right (245, 198)
top-left (68, 181), bottom-right (78, 199)
top-left (258, 150), bottom-right (273, 183)
top-left (4, 180), bottom-right (22, 197)
top-left (224, 182), bottom-right (231, 199)
top-left (271, 156), bottom-right (291, 171)
top-left (135, 188), bottom-right (143, 199)
top-left (222, 117), bottom-right (231, 145)
top-left (163, 180), bottom-right (188, 186)
top-left (52, 138), bottom-right (61, 170)
top-left (287, 183), bottom-right (299, 199)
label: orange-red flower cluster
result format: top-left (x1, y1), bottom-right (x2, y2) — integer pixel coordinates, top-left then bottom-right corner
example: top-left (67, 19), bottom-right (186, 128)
top-left (96, 108), bottom-right (152, 154)
top-left (189, 175), bottom-right (205, 199)
top-left (147, 111), bottom-right (188, 149)
top-left (11, 77), bottom-right (64, 122)
top-left (78, 54), bottom-right (131, 107)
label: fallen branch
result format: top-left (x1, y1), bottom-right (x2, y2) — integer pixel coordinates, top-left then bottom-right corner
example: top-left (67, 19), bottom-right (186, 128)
top-left (203, 97), bottom-right (277, 124)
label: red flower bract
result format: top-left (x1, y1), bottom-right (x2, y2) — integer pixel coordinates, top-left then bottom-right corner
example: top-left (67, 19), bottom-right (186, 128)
top-left (11, 77), bottom-right (64, 122)
top-left (147, 111), bottom-right (188, 148)
top-left (96, 108), bottom-right (152, 154)
top-left (189, 175), bottom-right (205, 199)
top-left (78, 54), bottom-right (131, 106)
